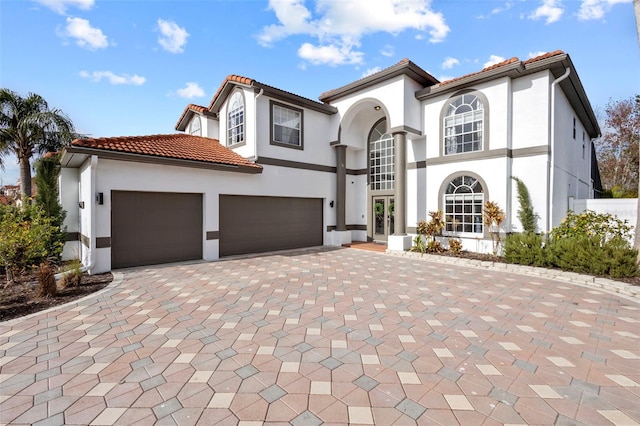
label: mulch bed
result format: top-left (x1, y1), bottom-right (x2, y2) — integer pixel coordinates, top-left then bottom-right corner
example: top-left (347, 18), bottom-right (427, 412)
top-left (0, 270), bottom-right (113, 322)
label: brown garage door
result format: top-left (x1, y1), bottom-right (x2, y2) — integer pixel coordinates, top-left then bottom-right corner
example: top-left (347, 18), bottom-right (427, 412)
top-left (111, 191), bottom-right (203, 269)
top-left (219, 195), bottom-right (323, 257)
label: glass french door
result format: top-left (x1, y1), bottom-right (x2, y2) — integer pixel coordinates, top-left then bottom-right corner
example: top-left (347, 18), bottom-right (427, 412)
top-left (372, 196), bottom-right (394, 242)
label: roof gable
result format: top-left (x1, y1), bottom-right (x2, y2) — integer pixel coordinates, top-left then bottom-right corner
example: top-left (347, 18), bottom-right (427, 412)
top-left (175, 104), bottom-right (215, 132)
top-left (319, 58), bottom-right (439, 103)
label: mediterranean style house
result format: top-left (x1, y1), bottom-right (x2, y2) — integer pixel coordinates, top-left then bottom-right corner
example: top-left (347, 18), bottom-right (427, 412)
top-left (59, 50), bottom-right (601, 274)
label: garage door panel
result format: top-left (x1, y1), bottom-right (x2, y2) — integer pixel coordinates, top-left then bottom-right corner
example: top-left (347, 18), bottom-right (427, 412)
top-left (112, 191), bottom-right (202, 269)
top-left (219, 195), bottom-right (322, 257)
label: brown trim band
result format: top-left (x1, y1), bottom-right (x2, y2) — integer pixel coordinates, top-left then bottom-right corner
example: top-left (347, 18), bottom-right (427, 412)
top-left (96, 237), bottom-right (111, 248)
top-left (66, 232), bottom-right (80, 242)
top-left (426, 145), bottom-right (549, 166)
top-left (407, 161), bottom-right (426, 170)
top-left (347, 168), bottom-right (367, 175)
top-left (65, 146), bottom-right (263, 174)
top-left (257, 157), bottom-right (336, 173)
top-left (389, 125), bottom-right (422, 136)
top-left (81, 234), bottom-right (89, 248)
top-left (407, 227), bottom-right (417, 234)
top-left (326, 224), bottom-right (367, 232)
top-left (206, 231), bottom-right (219, 240)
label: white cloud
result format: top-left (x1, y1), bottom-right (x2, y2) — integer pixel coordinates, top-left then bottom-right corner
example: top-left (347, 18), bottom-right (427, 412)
top-left (577, 0), bottom-right (630, 20)
top-left (59, 17), bottom-right (108, 50)
top-left (258, 0), bottom-right (450, 66)
top-left (298, 42), bottom-right (364, 66)
top-left (176, 82), bottom-right (205, 99)
top-left (442, 56), bottom-right (459, 69)
top-left (80, 70), bottom-right (146, 85)
top-left (529, 0), bottom-right (564, 24)
top-left (528, 51), bottom-right (548, 58)
top-left (33, 0), bottom-right (94, 14)
top-left (362, 67), bottom-right (382, 77)
top-left (380, 44), bottom-right (394, 57)
top-left (483, 55), bottom-right (506, 68)
top-left (157, 19), bottom-right (189, 53)
top-left (478, 1), bottom-right (512, 19)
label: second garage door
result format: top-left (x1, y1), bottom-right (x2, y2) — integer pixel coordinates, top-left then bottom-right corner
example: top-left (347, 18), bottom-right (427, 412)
top-left (111, 191), bottom-right (203, 269)
top-left (219, 195), bottom-right (323, 257)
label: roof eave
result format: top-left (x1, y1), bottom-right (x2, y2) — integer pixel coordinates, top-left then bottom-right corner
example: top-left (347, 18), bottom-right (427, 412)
top-left (416, 62), bottom-right (524, 100)
top-left (320, 60), bottom-right (439, 103)
top-left (255, 83), bottom-right (338, 115)
top-left (175, 107), bottom-right (217, 132)
top-left (525, 54), bottom-right (601, 138)
top-left (64, 145), bottom-right (263, 174)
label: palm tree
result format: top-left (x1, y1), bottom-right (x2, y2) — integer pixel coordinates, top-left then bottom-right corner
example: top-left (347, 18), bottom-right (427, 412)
top-left (0, 89), bottom-right (76, 199)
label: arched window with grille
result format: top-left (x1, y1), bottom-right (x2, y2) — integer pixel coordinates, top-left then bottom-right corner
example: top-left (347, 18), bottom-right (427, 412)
top-left (227, 91), bottom-right (244, 146)
top-left (189, 116), bottom-right (201, 136)
top-left (368, 118), bottom-right (394, 191)
top-left (443, 175), bottom-right (484, 234)
top-left (443, 93), bottom-right (484, 155)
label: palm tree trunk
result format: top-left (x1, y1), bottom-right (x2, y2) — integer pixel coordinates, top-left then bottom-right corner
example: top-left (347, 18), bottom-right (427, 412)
top-left (19, 155), bottom-right (32, 199)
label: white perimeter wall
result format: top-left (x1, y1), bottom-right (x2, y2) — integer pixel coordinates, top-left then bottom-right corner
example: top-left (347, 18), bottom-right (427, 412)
top-left (569, 198), bottom-right (638, 242)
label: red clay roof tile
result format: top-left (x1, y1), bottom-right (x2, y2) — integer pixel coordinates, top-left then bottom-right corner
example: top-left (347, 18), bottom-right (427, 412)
top-left (71, 134), bottom-right (262, 170)
top-left (439, 51), bottom-right (565, 87)
top-left (174, 103), bottom-right (211, 131)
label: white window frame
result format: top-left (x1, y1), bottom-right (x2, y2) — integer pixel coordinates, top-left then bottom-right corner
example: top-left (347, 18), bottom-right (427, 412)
top-left (443, 94), bottom-right (484, 155)
top-left (227, 91), bottom-right (245, 146)
top-left (443, 175), bottom-right (484, 235)
top-left (369, 119), bottom-right (394, 191)
top-left (270, 101), bottom-right (303, 149)
top-left (189, 115), bottom-right (201, 136)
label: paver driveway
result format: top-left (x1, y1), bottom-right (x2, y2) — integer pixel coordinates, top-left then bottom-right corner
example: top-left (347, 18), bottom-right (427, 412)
top-left (1, 247), bottom-right (639, 425)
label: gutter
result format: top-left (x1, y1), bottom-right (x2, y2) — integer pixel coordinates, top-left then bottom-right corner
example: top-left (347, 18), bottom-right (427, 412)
top-left (252, 88), bottom-right (264, 161)
top-left (547, 67), bottom-right (571, 233)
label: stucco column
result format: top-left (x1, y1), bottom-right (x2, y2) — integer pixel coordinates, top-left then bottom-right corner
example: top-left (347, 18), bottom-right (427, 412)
top-left (393, 131), bottom-right (407, 235)
top-left (335, 144), bottom-right (347, 232)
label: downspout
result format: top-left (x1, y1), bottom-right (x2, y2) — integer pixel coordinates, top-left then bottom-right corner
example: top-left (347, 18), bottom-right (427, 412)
top-left (55, 155), bottom-right (97, 279)
top-left (252, 88), bottom-right (264, 161)
top-left (547, 67), bottom-right (570, 233)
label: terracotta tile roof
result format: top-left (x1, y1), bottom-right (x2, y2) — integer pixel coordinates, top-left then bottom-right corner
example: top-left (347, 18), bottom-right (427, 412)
top-left (209, 75), bottom-right (255, 110)
top-left (439, 50), bottom-right (565, 87)
top-left (523, 49), bottom-right (565, 65)
top-left (71, 134), bottom-right (262, 171)
top-left (174, 103), bottom-right (212, 131)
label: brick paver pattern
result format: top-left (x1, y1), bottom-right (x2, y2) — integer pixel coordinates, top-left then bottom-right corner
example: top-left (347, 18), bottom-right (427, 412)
top-left (1, 248), bottom-right (639, 425)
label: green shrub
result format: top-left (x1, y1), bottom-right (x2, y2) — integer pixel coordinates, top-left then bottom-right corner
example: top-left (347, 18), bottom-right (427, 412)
top-left (552, 210), bottom-right (633, 243)
top-left (410, 235), bottom-right (426, 255)
top-left (546, 235), bottom-right (638, 278)
top-left (0, 203), bottom-right (64, 286)
top-left (512, 176), bottom-right (538, 233)
top-left (503, 232), bottom-right (547, 267)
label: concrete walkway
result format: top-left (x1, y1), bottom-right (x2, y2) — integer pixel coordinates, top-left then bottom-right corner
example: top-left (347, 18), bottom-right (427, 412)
top-left (1, 247), bottom-right (639, 425)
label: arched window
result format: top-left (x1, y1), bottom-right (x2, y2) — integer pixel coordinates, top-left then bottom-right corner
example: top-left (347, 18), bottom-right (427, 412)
top-left (444, 175), bottom-right (484, 233)
top-left (227, 91), bottom-right (244, 146)
top-left (369, 119), bottom-right (394, 191)
top-left (189, 116), bottom-right (201, 136)
top-left (444, 93), bottom-right (484, 155)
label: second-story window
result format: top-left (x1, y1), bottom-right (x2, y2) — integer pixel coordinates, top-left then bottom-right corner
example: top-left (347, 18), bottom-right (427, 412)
top-left (444, 94), bottom-right (484, 155)
top-left (227, 91), bottom-right (244, 146)
top-left (271, 101), bottom-right (303, 149)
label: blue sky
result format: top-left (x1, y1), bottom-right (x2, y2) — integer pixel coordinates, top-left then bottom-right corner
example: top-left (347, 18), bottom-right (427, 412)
top-left (1, 0), bottom-right (638, 185)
